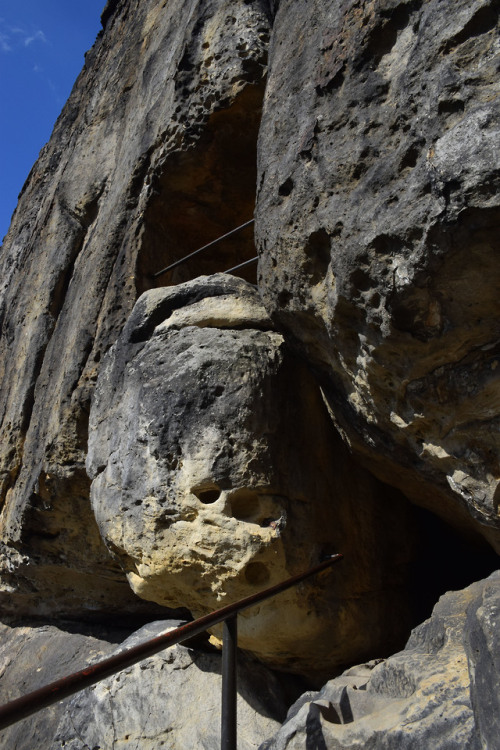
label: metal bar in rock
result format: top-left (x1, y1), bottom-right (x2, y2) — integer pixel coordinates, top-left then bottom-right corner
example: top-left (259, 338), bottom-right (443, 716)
top-left (153, 219), bottom-right (255, 278)
top-left (0, 554), bottom-right (342, 731)
top-left (221, 615), bottom-right (238, 750)
top-left (224, 255), bottom-right (258, 274)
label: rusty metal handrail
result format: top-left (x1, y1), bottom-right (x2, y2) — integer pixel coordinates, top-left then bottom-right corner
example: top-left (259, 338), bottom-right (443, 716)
top-left (0, 553), bottom-right (343, 744)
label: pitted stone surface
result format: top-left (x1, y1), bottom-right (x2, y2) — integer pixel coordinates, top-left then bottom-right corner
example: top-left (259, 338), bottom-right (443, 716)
top-left (256, 0), bottom-right (500, 549)
top-left (87, 275), bottom-right (416, 679)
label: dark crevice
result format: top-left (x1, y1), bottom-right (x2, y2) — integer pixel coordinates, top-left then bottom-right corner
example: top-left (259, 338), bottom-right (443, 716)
top-left (440, 1), bottom-right (500, 54)
top-left (315, 67), bottom-right (345, 97)
top-left (136, 82), bottom-right (265, 293)
top-left (101, 0), bottom-right (122, 31)
top-left (359, 0), bottom-right (422, 68)
top-left (400, 143), bottom-right (421, 170)
top-left (303, 229), bottom-right (331, 285)
top-left (407, 505), bottom-right (499, 624)
top-left (438, 99), bottom-right (465, 117)
top-left (278, 178), bottom-right (294, 197)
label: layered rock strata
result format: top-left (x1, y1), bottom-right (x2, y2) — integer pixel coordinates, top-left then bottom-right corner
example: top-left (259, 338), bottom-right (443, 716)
top-left (0, 0), bottom-right (271, 615)
top-left (256, 0), bottom-right (500, 550)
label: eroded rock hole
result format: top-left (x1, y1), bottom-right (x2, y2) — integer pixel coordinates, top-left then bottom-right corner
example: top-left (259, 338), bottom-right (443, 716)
top-left (193, 486), bottom-right (221, 504)
top-left (245, 561), bottom-right (270, 585)
top-left (278, 177), bottom-right (294, 197)
top-left (230, 488), bottom-right (260, 520)
top-left (304, 229), bottom-right (331, 284)
top-left (136, 83), bottom-right (265, 294)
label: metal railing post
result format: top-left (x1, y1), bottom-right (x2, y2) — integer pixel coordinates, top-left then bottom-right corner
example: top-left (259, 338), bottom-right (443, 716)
top-left (221, 615), bottom-right (238, 750)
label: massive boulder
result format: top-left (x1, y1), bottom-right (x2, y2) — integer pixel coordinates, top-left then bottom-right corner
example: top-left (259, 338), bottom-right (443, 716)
top-left (256, 0), bottom-right (500, 550)
top-left (0, 0), bottom-right (271, 616)
top-left (87, 274), bottom-right (417, 679)
top-left (260, 571), bottom-right (500, 750)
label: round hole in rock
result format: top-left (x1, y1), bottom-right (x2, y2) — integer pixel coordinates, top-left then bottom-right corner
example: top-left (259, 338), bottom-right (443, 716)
top-left (245, 562), bottom-right (270, 586)
top-left (230, 488), bottom-right (260, 520)
top-left (193, 486), bottom-right (221, 504)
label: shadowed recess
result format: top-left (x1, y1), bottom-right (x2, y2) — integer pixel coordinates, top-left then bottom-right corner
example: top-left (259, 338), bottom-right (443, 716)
top-left (136, 83), bottom-right (265, 293)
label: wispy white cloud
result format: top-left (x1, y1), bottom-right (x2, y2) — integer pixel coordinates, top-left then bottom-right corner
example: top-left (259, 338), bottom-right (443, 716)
top-left (24, 29), bottom-right (47, 47)
top-left (0, 19), bottom-right (11, 52)
top-left (0, 19), bottom-right (48, 53)
top-left (0, 32), bottom-right (11, 53)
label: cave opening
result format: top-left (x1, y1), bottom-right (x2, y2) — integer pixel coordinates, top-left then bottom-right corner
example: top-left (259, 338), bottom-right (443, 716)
top-left (407, 503), bottom-right (499, 627)
top-left (136, 82), bottom-right (264, 295)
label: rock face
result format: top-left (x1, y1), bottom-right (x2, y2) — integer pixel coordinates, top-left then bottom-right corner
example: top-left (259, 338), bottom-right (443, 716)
top-left (260, 572), bottom-right (500, 750)
top-left (0, 0), bottom-right (271, 615)
top-left (0, 0), bottom-right (498, 745)
top-left (87, 274), bottom-right (416, 679)
top-left (256, 0), bottom-right (500, 550)
top-left (0, 619), bottom-right (285, 750)
top-left (51, 622), bottom-right (285, 750)
top-left (0, 620), bottom-right (118, 750)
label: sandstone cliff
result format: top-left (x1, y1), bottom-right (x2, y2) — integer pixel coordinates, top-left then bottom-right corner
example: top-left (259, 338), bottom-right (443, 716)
top-left (0, 0), bottom-right (271, 617)
top-left (0, 0), bottom-right (499, 747)
top-left (256, 0), bottom-right (500, 549)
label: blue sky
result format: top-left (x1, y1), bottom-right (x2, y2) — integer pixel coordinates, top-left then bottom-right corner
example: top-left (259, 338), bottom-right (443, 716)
top-left (0, 0), bottom-right (106, 242)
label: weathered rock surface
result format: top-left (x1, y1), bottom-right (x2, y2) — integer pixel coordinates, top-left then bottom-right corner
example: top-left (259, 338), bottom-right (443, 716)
top-left (256, 0), bottom-right (500, 550)
top-left (0, 0), bottom-right (271, 615)
top-left (0, 619), bottom-right (286, 750)
top-left (260, 571), bottom-right (500, 750)
top-left (87, 274), bottom-right (417, 679)
top-left (0, 0), bottom-right (498, 744)
top-left (0, 620), bottom-right (119, 750)
top-left (51, 621), bottom-right (286, 750)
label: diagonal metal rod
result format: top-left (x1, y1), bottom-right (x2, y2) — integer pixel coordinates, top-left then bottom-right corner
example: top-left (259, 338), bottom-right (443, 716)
top-left (0, 554), bottom-right (342, 732)
top-left (224, 256), bottom-right (258, 274)
top-left (153, 219), bottom-right (255, 279)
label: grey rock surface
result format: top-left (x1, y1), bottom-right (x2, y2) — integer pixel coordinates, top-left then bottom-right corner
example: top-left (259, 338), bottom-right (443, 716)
top-left (87, 274), bottom-right (417, 679)
top-left (0, 619), bottom-right (286, 750)
top-left (260, 572), bottom-right (500, 750)
top-left (464, 573), bottom-right (500, 749)
top-left (0, 0), bottom-right (271, 615)
top-left (0, 620), bottom-right (119, 750)
top-left (256, 0), bottom-right (500, 549)
top-left (0, 0), bottom-right (498, 744)
top-left (51, 621), bottom-right (286, 750)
